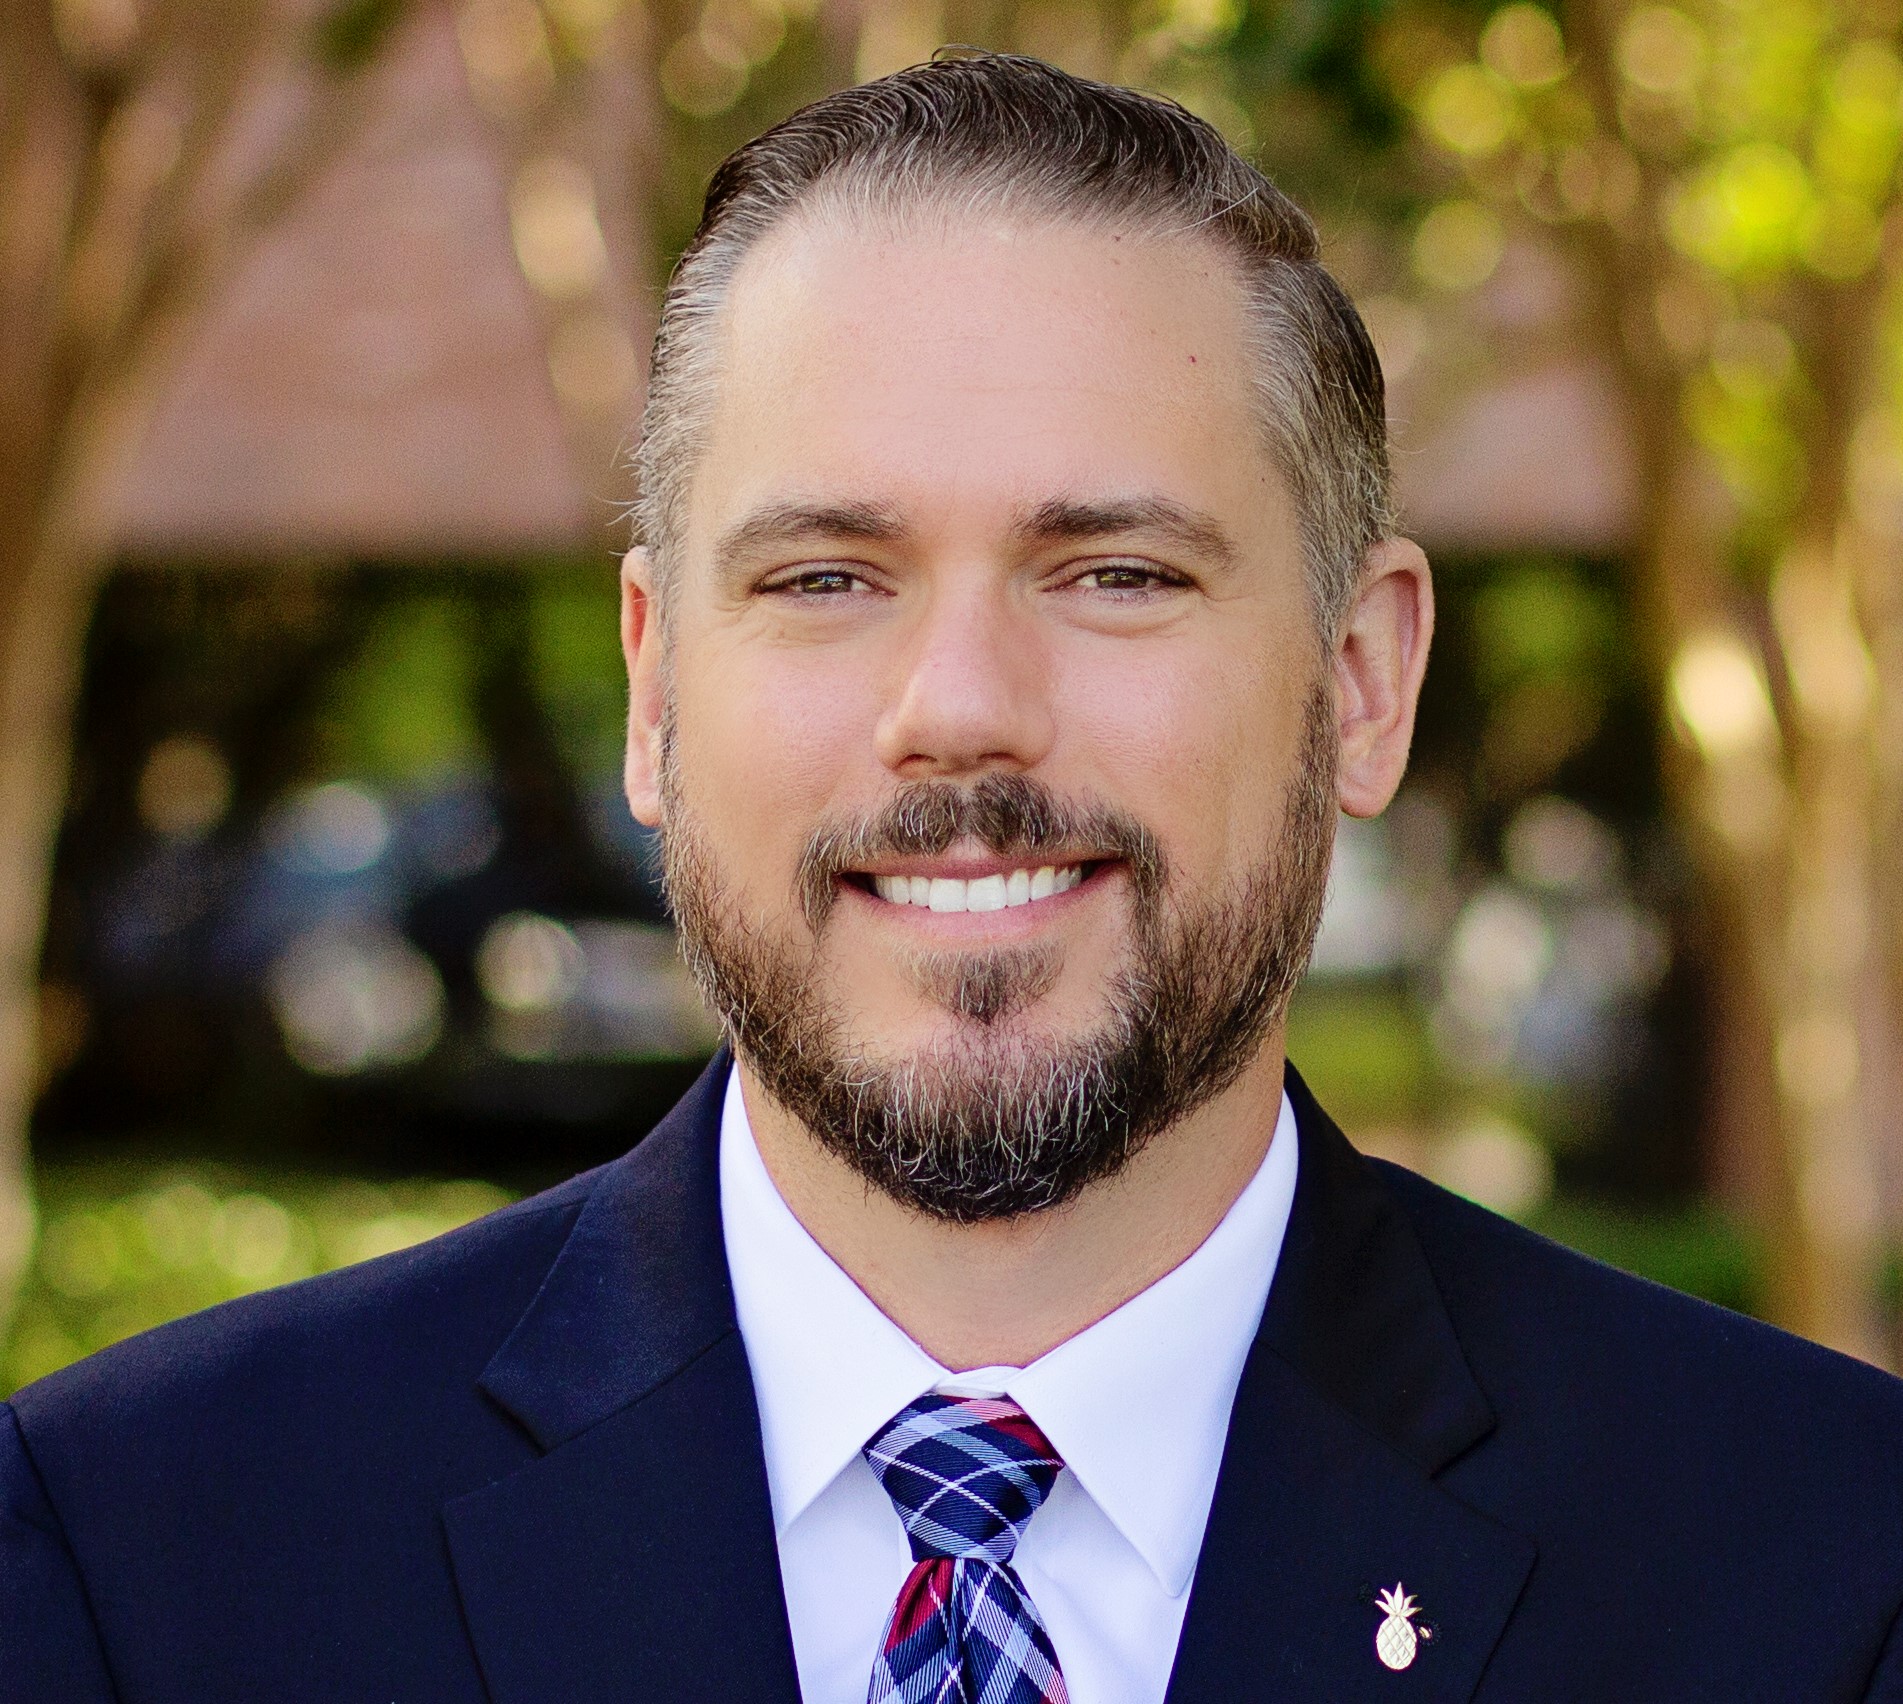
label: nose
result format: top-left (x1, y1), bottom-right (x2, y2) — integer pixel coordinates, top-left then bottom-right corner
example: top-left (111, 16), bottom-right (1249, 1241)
top-left (873, 578), bottom-right (1056, 779)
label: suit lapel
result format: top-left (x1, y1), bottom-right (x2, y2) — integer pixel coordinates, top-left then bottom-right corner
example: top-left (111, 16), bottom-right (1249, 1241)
top-left (443, 1052), bottom-right (803, 1704)
top-left (1165, 1069), bottom-right (1536, 1703)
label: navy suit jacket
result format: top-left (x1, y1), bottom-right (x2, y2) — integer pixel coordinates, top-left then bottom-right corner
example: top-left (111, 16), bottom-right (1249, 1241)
top-left (5, 1054), bottom-right (1902, 1701)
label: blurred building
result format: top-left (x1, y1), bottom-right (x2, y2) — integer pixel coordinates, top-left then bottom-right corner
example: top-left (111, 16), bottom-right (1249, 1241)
top-left (99, 2), bottom-right (639, 559)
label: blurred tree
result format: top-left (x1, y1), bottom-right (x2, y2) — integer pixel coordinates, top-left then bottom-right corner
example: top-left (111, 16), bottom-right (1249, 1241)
top-left (635, 0), bottom-right (1402, 272)
top-left (1384, 0), bottom-right (1903, 1358)
top-left (0, 0), bottom-right (419, 1338)
top-left (0, 0), bottom-right (650, 1344)
top-left (457, 0), bottom-right (655, 483)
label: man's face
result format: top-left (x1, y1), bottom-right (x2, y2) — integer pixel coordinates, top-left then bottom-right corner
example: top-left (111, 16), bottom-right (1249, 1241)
top-left (629, 209), bottom-right (1338, 1214)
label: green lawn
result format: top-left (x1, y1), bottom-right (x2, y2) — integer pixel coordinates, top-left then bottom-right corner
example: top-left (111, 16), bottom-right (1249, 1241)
top-left (4, 1162), bottom-right (514, 1395)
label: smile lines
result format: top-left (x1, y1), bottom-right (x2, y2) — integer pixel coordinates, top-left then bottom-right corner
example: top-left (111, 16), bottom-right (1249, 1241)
top-left (870, 864), bottom-right (1085, 913)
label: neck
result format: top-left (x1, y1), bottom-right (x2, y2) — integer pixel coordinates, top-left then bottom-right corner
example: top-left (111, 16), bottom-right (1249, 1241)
top-left (737, 1039), bottom-right (1288, 1370)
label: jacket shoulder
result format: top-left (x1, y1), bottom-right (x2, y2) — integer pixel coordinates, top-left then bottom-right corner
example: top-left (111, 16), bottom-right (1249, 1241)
top-left (1375, 1156), bottom-right (1903, 1448)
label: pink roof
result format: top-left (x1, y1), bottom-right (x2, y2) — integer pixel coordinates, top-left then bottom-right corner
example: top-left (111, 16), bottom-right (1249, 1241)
top-left (108, 2), bottom-right (630, 561)
top-left (1392, 358), bottom-right (1639, 553)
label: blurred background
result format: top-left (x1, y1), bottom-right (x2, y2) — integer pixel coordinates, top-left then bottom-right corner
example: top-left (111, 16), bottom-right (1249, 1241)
top-left (3, 0), bottom-right (1901, 1390)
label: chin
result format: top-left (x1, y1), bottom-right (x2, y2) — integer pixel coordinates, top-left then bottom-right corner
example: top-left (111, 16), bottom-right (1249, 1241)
top-left (852, 1001), bottom-right (1108, 1073)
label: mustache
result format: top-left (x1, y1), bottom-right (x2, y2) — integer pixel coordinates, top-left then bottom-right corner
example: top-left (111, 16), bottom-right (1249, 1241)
top-left (796, 773), bottom-right (1165, 929)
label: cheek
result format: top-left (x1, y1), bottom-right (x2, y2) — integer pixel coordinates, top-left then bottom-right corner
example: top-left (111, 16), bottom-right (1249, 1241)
top-left (669, 637), bottom-right (878, 890)
top-left (1054, 636), bottom-right (1303, 873)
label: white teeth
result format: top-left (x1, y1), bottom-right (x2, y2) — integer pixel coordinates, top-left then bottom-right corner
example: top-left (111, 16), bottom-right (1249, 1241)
top-left (869, 863), bottom-right (1085, 911)
top-left (966, 874), bottom-right (1008, 913)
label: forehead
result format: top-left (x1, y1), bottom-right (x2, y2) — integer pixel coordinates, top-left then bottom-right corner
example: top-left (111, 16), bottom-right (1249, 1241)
top-left (681, 205), bottom-right (1286, 552)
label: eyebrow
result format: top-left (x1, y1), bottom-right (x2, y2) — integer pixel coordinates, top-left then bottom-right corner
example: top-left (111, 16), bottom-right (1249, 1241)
top-left (1013, 495), bottom-right (1239, 568)
top-left (712, 500), bottom-right (907, 586)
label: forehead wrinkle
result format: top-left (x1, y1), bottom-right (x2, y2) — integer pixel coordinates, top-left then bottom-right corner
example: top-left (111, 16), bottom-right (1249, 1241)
top-left (1013, 494), bottom-right (1239, 570)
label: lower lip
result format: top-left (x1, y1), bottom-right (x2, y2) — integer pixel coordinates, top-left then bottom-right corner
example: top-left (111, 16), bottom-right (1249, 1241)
top-left (839, 864), bottom-right (1112, 935)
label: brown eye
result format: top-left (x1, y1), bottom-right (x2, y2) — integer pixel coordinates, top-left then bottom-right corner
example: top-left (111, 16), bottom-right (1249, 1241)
top-left (773, 569), bottom-right (864, 596)
top-left (1081, 564), bottom-right (1180, 593)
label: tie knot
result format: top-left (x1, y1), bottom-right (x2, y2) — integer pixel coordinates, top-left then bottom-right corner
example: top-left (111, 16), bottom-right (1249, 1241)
top-left (864, 1394), bottom-right (1064, 1565)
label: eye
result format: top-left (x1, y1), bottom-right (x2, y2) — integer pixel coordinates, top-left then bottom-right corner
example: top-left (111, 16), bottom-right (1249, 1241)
top-left (762, 566), bottom-right (872, 597)
top-left (1073, 562), bottom-right (1188, 595)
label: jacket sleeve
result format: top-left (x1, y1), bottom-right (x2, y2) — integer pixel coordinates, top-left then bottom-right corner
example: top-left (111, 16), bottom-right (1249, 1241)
top-left (0, 1401), bottom-right (117, 1703)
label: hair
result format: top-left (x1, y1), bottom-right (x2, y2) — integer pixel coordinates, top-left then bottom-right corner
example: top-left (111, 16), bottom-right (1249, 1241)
top-left (631, 51), bottom-right (1393, 641)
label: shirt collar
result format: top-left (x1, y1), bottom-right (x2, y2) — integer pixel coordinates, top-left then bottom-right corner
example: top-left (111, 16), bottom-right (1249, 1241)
top-left (719, 1066), bottom-right (1298, 1599)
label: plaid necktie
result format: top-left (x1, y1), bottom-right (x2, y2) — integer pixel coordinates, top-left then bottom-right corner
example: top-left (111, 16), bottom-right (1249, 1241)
top-left (863, 1393), bottom-right (1071, 1704)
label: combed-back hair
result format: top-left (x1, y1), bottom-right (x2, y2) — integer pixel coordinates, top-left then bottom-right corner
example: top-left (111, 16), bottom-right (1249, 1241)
top-left (632, 50), bottom-right (1393, 640)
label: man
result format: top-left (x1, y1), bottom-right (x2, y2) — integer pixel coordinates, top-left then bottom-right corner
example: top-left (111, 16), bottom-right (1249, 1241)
top-left (4, 51), bottom-right (1901, 1703)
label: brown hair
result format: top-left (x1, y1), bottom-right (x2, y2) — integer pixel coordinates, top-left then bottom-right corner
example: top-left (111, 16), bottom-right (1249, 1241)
top-left (632, 51), bottom-right (1392, 639)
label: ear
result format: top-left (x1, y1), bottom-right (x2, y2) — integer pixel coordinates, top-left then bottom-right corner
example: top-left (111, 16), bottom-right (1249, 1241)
top-left (1333, 537), bottom-right (1433, 819)
top-left (622, 546), bottom-right (665, 827)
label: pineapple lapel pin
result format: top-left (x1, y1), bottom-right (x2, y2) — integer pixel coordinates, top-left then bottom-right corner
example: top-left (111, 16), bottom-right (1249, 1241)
top-left (1373, 1583), bottom-right (1426, 1670)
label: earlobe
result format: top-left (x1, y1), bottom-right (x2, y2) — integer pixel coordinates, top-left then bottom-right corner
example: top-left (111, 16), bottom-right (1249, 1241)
top-left (1333, 537), bottom-right (1433, 820)
top-left (621, 547), bottom-right (666, 827)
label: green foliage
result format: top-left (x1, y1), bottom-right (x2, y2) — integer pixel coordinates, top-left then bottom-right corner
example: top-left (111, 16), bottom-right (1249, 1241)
top-left (313, 0), bottom-right (408, 70)
top-left (1469, 560), bottom-right (1619, 696)
top-left (314, 596), bottom-right (482, 783)
top-left (4, 1164), bottom-right (515, 1396)
top-left (1226, 0), bottom-right (1414, 161)
top-left (642, 0), bottom-right (1414, 288)
top-left (262, 570), bottom-right (635, 791)
top-left (528, 576), bottom-right (627, 779)
top-left (1424, 554), bottom-right (1644, 804)
top-left (648, 1), bottom-right (845, 275)
top-left (1527, 1196), bottom-right (1763, 1316)
top-left (1287, 984), bottom-right (1439, 1125)
top-left (1, 1161), bottom-right (1769, 1396)
top-left (1398, 0), bottom-right (1903, 559)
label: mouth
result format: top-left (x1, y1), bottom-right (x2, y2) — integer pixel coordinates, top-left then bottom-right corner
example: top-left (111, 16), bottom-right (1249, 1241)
top-left (848, 860), bottom-right (1094, 915)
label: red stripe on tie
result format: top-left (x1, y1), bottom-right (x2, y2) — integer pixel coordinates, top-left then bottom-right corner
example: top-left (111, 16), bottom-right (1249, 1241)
top-left (982, 1409), bottom-right (1055, 1458)
top-left (885, 1558), bottom-right (954, 1650)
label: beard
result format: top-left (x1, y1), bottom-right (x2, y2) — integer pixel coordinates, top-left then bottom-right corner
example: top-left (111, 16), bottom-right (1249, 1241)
top-left (660, 683), bottom-right (1338, 1223)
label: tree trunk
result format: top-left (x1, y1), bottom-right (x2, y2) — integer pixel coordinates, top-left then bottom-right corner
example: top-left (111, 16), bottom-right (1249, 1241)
top-left (1551, 16), bottom-right (1900, 1350)
top-left (0, 527), bottom-right (109, 1334)
top-left (0, 0), bottom-right (97, 1342)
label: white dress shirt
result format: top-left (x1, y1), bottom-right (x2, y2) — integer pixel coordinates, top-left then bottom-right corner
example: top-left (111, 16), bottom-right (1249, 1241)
top-left (718, 1067), bottom-right (1299, 1704)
